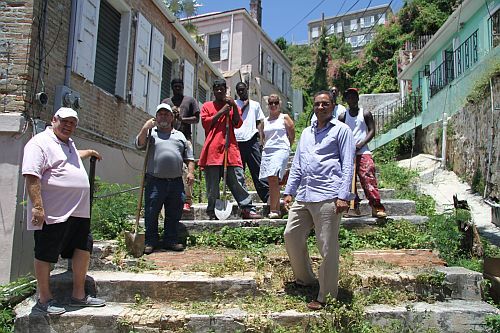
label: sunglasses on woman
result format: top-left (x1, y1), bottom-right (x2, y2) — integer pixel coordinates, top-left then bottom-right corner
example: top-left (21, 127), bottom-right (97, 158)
top-left (268, 101), bottom-right (279, 106)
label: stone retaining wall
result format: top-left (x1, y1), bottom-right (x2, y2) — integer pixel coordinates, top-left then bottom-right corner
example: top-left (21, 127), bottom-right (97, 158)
top-left (418, 76), bottom-right (499, 199)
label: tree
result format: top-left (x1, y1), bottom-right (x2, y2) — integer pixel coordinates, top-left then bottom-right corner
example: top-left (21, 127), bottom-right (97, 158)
top-left (311, 25), bottom-right (329, 92)
top-left (275, 37), bottom-right (288, 51)
top-left (164, 0), bottom-right (204, 47)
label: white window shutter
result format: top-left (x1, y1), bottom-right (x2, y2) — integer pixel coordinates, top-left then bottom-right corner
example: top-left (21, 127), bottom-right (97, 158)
top-left (132, 13), bottom-right (152, 111)
top-left (73, 0), bottom-right (100, 81)
top-left (220, 28), bottom-right (229, 61)
top-left (183, 60), bottom-right (195, 98)
top-left (360, 17), bottom-right (365, 28)
top-left (146, 26), bottom-right (164, 116)
top-left (277, 65), bottom-right (283, 92)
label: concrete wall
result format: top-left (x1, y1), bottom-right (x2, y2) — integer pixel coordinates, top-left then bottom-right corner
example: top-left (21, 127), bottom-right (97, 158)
top-left (418, 75), bottom-right (499, 199)
top-left (360, 93), bottom-right (400, 113)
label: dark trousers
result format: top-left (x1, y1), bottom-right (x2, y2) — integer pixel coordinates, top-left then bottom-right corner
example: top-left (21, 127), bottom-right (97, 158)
top-left (144, 175), bottom-right (184, 247)
top-left (238, 134), bottom-right (269, 203)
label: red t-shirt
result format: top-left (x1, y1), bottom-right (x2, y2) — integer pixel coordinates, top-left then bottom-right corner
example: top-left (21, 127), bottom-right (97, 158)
top-left (198, 101), bottom-right (243, 167)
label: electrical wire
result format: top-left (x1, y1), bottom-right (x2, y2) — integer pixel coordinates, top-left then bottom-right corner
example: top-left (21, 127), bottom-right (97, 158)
top-left (344, 0), bottom-right (373, 40)
top-left (281, 0), bottom-right (329, 38)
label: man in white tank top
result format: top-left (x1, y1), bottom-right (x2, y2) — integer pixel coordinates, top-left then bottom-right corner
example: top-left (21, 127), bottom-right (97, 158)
top-left (338, 88), bottom-right (387, 218)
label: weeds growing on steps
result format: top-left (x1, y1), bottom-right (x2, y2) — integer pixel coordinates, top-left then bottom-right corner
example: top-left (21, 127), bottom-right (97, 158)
top-left (0, 275), bottom-right (35, 333)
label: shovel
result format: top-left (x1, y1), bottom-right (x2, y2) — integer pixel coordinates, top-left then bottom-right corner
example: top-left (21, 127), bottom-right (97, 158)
top-left (215, 114), bottom-right (234, 220)
top-left (125, 128), bottom-right (151, 257)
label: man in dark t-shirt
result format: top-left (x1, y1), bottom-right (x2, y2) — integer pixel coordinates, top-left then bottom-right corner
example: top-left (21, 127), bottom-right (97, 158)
top-left (162, 79), bottom-right (200, 213)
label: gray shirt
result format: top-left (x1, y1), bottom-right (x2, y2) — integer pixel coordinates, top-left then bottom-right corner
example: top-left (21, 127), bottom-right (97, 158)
top-left (136, 128), bottom-right (194, 179)
top-left (162, 96), bottom-right (200, 140)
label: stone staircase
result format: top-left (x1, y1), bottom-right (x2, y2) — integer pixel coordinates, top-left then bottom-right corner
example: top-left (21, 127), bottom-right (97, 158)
top-left (14, 185), bottom-right (500, 332)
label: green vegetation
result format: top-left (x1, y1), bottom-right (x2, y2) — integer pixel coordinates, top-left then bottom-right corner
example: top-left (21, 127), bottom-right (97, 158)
top-left (91, 179), bottom-right (137, 239)
top-left (466, 60), bottom-right (500, 104)
top-left (0, 276), bottom-right (36, 333)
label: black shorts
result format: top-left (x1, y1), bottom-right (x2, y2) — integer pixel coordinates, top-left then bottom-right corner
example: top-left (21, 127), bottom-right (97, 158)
top-left (34, 216), bottom-right (93, 263)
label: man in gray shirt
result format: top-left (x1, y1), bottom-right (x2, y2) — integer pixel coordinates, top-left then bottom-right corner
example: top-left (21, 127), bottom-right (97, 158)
top-left (136, 103), bottom-right (195, 254)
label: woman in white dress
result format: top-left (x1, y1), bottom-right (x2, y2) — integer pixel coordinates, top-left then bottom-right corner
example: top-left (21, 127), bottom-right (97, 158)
top-left (259, 94), bottom-right (295, 219)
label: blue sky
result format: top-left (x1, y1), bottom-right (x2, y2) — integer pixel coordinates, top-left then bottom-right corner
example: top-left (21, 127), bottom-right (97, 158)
top-left (195, 0), bottom-right (405, 43)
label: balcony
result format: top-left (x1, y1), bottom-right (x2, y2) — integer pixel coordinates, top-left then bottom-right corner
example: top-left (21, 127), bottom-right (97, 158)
top-left (429, 29), bottom-right (478, 97)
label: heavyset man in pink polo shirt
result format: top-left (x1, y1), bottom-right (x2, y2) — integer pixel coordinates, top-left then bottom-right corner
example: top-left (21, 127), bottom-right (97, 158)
top-left (22, 107), bottom-right (106, 315)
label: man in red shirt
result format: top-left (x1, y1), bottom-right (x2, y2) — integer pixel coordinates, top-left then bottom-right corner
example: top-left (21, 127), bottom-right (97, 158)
top-left (199, 79), bottom-right (261, 220)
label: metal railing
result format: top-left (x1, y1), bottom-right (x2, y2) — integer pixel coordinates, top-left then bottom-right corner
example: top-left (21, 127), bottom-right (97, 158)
top-left (429, 30), bottom-right (478, 97)
top-left (488, 14), bottom-right (500, 49)
top-left (373, 93), bottom-right (422, 135)
top-left (403, 34), bottom-right (433, 51)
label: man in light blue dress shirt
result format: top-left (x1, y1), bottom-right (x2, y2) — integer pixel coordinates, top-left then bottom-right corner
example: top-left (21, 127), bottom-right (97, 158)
top-left (283, 91), bottom-right (355, 310)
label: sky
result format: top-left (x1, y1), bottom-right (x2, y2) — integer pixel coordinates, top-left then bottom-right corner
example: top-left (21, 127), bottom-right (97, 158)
top-left (194, 0), bottom-right (405, 43)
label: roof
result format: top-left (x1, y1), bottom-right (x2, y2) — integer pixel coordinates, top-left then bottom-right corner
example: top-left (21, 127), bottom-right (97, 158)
top-left (308, 3), bottom-right (392, 25)
top-left (151, 0), bottom-right (223, 78)
top-left (398, 0), bottom-right (483, 80)
top-left (184, 8), bottom-right (291, 67)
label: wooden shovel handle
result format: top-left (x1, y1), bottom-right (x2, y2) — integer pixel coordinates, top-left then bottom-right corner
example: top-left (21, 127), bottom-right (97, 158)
top-left (350, 157), bottom-right (357, 209)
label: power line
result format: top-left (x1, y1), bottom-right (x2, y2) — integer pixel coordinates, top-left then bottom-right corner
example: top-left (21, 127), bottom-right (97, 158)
top-left (355, 0), bottom-right (394, 44)
top-left (281, 0), bottom-right (329, 38)
top-left (345, 0), bottom-right (373, 40)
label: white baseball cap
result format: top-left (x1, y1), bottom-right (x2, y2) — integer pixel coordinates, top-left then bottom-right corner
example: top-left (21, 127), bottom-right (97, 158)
top-left (156, 103), bottom-right (173, 113)
top-left (54, 107), bottom-right (79, 122)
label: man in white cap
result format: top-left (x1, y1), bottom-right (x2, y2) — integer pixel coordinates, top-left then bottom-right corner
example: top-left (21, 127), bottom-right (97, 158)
top-left (22, 107), bottom-right (105, 315)
top-left (136, 103), bottom-right (195, 255)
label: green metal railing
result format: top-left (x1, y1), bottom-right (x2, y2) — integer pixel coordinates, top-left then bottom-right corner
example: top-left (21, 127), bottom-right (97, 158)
top-left (373, 93), bottom-right (422, 135)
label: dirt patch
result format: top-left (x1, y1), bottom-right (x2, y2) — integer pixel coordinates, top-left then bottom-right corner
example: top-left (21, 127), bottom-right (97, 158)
top-left (352, 249), bottom-right (447, 267)
top-left (147, 247), bottom-right (241, 270)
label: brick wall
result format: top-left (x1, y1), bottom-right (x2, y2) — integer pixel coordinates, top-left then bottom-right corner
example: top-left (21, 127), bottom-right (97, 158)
top-left (419, 75), bottom-right (499, 199)
top-left (0, 0), bottom-right (34, 114)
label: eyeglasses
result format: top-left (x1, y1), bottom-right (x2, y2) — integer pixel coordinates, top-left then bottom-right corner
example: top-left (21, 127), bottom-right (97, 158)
top-left (268, 101), bottom-right (280, 106)
top-left (313, 101), bottom-right (331, 108)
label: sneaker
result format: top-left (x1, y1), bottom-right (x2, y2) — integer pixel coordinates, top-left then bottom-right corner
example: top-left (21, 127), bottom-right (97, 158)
top-left (144, 245), bottom-right (155, 255)
top-left (164, 243), bottom-right (185, 252)
top-left (183, 203), bottom-right (191, 213)
top-left (207, 212), bottom-right (217, 220)
top-left (372, 207), bottom-right (387, 218)
top-left (34, 299), bottom-right (66, 315)
top-left (268, 211), bottom-right (281, 219)
top-left (343, 207), bottom-right (361, 218)
top-left (70, 295), bottom-right (106, 307)
top-left (241, 209), bottom-right (262, 219)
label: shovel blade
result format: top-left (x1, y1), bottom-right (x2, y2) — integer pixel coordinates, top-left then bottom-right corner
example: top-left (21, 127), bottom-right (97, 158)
top-left (124, 231), bottom-right (145, 258)
top-left (215, 199), bottom-right (233, 220)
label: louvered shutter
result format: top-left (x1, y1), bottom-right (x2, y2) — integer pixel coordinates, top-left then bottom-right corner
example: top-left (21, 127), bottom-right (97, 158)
top-left (266, 55), bottom-right (272, 81)
top-left (161, 56), bottom-right (172, 100)
top-left (146, 26), bottom-right (164, 115)
top-left (73, 0), bottom-right (100, 80)
top-left (132, 13), bottom-right (151, 111)
top-left (220, 28), bottom-right (229, 61)
top-left (277, 65), bottom-right (283, 92)
top-left (183, 60), bottom-right (195, 98)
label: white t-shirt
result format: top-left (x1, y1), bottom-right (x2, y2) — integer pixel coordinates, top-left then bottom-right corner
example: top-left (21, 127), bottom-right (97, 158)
top-left (22, 128), bottom-right (90, 230)
top-left (310, 103), bottom-right (346, 123)
top-left (235, 99), bottom-right (265, 142)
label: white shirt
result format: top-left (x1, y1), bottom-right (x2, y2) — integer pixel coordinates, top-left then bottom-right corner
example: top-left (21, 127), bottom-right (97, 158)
top-left (345, 107), bottom-right (371, 155)
top-left (235, 99), bottom-right (265, 142)
top-left (310, 104), bottom-right (346, 123)
top-left (22, 128), bottom-right (90, 230)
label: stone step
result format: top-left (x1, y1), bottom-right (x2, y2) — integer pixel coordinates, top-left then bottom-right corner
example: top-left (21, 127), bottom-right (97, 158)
top-left (246, 188), bottom-right (396, 203)
top-left (15, 299), bottom-right (499, 333)
top-left (182, 199), bottom-right (416, 220)
top-left (46, 270), bottom-right (256, 304)
top-left (179, 215), bottom-right (428, 232)
top-left (353, 266), bottom-right (483, 302)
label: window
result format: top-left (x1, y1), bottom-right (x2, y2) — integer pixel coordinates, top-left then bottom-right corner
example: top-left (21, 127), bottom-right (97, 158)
top-left (336, 22), bottom-right (343, 33)
top-left (272, 61), bottom-right (277, 84)
top-left (360, 17), bottom-right (365, 28)
top-left (327, 24), bottom-right (335, 35)
top-left (311, 26), bottom-right (319, 38)
top-left (197, 82), bottom-right (207, 104)
top-left (131, 13), bottom-right (165, 115)
top-left (351, 36), bottom-right (358, 47)
top-left (208, 33), bottom-right (221, 61)
top-left (350, 19), bottom-right (358, 31)
top-left (73, 0), bottom-right (131, 98)
top-left (160, 56), bottom-right (172, 100)
top-left (379, 13), bottom-right (386, 25)
top-left (259, 45), bottom-right (264, 74)
top-left (370, 15), bottom-right (375, 26)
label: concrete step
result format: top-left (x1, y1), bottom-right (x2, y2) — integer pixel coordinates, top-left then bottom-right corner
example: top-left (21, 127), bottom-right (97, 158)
top-left (246, 188), bottom-right (396, 203)
top-left (182, 199), bottom-right (416, 220)
top-left (15, 299), bottom-right (499, 333)
top-left (179, 215), bottom-right (428, 232)
top-left (46, 270), bottom-right (256, 304)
